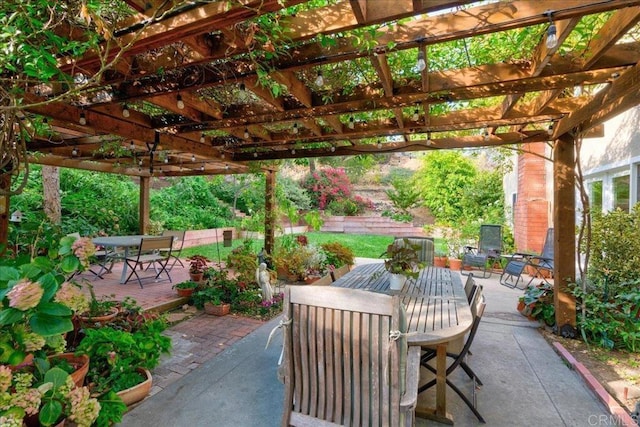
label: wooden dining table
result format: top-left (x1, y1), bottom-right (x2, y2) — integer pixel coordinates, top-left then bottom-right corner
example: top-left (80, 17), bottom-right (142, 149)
top-left (331, 263), bottom-right (473, 424)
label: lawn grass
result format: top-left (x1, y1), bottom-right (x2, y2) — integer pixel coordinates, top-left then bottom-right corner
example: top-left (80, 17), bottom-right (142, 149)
top-left (181, 232), bottom-right (397, 261)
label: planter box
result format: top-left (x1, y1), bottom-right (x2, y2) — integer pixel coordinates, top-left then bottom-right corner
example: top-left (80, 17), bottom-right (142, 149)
top-left (204, 302), bottom-right (231, 316)
top-left (117, 368), bottom-right (152, 407)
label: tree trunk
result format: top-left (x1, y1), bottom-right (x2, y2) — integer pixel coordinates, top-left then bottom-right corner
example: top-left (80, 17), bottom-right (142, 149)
top-left (42, 166), bottom-right (61, 224)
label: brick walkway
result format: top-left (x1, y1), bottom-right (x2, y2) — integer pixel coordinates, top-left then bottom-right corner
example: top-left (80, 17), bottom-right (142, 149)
top-left (76, 259), bottom-right (275, 397)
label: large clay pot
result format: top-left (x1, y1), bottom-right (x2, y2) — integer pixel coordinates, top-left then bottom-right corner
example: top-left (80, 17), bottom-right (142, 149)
top-left (448, 258), bottom-right (462, 271)
top-left (117, 368), bottom-right (152, 407)
top-left (48, 353), bottom-right (90, 387)
top-left (176, 287), bottom-right (195, 298)
top-left (189, 272), bottom-right (204, 282)
top-left (79, 307), bottom-right (119, 327)
top-left (434, 256), bottom-right (448, 268)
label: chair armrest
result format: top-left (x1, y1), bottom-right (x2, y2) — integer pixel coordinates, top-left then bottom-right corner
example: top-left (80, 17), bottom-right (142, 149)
top-left (400, 346), bottom-right (421, 412)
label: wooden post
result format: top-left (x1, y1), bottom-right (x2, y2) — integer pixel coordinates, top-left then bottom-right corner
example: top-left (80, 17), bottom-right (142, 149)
top-left (264, 170), bottom-right (276, 255)
top-left (0, 174), bottom-right (10, 254)
top-left (139, 176), bottom-right (150, 234)
top-left (553, 134), bottom-right (577, 334)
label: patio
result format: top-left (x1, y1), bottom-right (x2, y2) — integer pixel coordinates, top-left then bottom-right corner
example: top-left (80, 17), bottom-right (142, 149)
top-left (112, 260), bottom-right (622, 426)
top-left (77, 256), bottom-right (630, 425)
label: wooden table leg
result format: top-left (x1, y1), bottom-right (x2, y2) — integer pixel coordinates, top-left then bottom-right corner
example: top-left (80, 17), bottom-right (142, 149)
top-left (415, 343), bottom-right (454, 424)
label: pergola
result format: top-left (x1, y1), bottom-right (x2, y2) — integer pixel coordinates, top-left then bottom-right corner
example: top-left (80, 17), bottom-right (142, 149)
top-left (4, 0), bottom-right (640, 332)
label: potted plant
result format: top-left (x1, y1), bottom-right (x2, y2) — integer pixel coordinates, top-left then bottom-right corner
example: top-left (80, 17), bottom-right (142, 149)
top-left (187, 255), bottom-right (210, 282)
top-left (192, 269), bottom-right (237, 316)
top-left (172, 280), bottom-right (199, 298)
top-left (383, 238), bottom-right (425, 290)
top-left (78, 283), bottom-right (119, 326)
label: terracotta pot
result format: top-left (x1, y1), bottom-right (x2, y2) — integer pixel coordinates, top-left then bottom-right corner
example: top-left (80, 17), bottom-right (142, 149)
top-left (176, 287), bottom-right (195, 298)
top-left (189, 272), bottom-right (204, 282)
top-left (79, 307), bottom-right (119, 326)
top-left (117, 368), bottom-right (152, 407)
top-left (304, 276), bottom-right (321, 284)
top-left (48, 353), bottom-right (90, 388)
top-left (434, 256), bottom-right (447, 268)
top-left (204, 302), bottom-right (231, 316)
top-left (448, 258), bottom-right (463, 271)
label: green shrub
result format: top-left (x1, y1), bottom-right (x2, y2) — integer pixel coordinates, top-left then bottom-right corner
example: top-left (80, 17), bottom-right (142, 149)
top-left (321, 242), bottom-right (355, 267)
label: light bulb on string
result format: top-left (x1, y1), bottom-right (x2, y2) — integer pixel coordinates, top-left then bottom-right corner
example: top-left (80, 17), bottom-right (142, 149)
top-left (200, 163), bottom-right (205, 171)
top-left (348, 116), bottom-right (355, 129)
top-left (200, 133), bottom-right (205, 143)
top-left (416, 50), bottom-right (426, 72)
top-left (291, 148), bottom-right (296, 155)
top-left (330, 145), bottom-right (335, 152)
top-left (315, 70), bottom-right (324, 87)
top-left (243, 128), bottom-right (250, 139)
top-left (129, 141), bottom-right (135, 151)
top-left (138, 159), bottom-right (143, 166)
top-left (483, 128), bottom-right (490, 142)
top-left (545, 11), bottom-right (557, 49)
top-left (253, 151), bottom-right (258, 158)
top-left (377, 140), bottom-right (382, 150)
top-left (79, 111), bottom-right (86, 125)
top-left (292, 123), bottom-right (298, 134)
top-left (72, 146), bottom-right (78, 157)
top-left (426, 132), bottom-right (433, 145)
top-left (547, 123), bottom-right (554, 136)
top-left (122, 104), bottom-right (130, 118)
top-left (412, 109), bottom-right (419, 121)
top-left (176, 94), bottom-right (185, 110)
top-left (191, 154), bottom-right (196, 162)
top-left (164, 156), bottom-right (169, 164)
top-left (225, 164), bottom-right (229, 170)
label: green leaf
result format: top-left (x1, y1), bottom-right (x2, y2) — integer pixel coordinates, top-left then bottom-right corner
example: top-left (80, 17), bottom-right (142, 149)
top-left (32, 256), bottom-right (55, 272)
top-left (30, 313), bottom-right (73, 336)
top-left (38, 273), bottom-right (59, 303)
top-left (19, 263), bottom-right (43, 279)
top-left (0, 266), bottom-right (20, 282)
top-left (0, 308), bottom-right (25, 326)
top-left (39, 399), bottom-right (63, 427)
top-left (60, 255), bottom-right (80, 273)
top-left (37, 302), bottom-right (72, 317)
top-left (59, 235), bottom-right (75, 255)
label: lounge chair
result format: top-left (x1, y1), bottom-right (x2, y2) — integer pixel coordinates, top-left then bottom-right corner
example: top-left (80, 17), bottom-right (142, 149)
top-left (462, 225), bottom-right (502, 278)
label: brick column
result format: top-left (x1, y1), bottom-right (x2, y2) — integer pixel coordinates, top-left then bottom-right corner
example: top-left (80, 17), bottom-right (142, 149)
top-left (514, 143), bottom-right (550, 253)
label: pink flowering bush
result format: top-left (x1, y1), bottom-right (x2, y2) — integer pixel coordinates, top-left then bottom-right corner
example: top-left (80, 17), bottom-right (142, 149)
top-left (0, 364), bottom-right (100, 427)
top-left (301, 168), bottom-right (372, 214)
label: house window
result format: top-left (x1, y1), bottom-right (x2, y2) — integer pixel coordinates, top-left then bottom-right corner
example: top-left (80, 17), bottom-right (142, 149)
top-left (613, 175), bottom-right (630, 211)
top-left (590, 181), bottom-right (603, 213)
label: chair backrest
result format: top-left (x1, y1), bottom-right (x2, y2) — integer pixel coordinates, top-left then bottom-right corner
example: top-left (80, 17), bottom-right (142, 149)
top-left (394, 237), bottom-right (434, 265)
top-left (281, 286), bottom-right (405, 427)
top-left (139, 236), bottom-right (174, 255)
top-left (540, 228), bottom-right (554, 259)
top-left (162, 230), bottom-right (186, 251)
top-left (478, 224), bottom-right (502, 255)
top-left (464, 273), bottom-right (477, 303)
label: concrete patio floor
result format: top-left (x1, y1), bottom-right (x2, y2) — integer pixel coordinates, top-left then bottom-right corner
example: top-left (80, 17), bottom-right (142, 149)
top-left (87, 259), bottom-right (622, 426)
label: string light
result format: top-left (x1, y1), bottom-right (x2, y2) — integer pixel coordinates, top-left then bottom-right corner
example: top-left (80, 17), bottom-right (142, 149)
top-left (176, 94), bottom-right (185, 110)
top-left (348, 116), bottom-right (355, 129)
top-left (547, 123), bottom-right (554, 136)
top-left (129, 141), bottom-right (135, 151)
top-left (416, 50), bottom-right (426, 72)
top-left (412, 108), bottom-right (419, 121)
top-left (330, 145), bottom-right (335, 152)
top-left (483, 128), bottom-right (490, 142)
top-left (122, 104), bottom-right (130, 118)
top-left (200, 163), bottom-right (205, 171)
top-left (315, 70), bottom-right (324, 87)
top-left (79, 111), bottom-right (86, 125)
top-left (220, 151), bottom-right (225, 159)
top-left (139, 159), bottom-right (143, 166)
top-left (200, 132), bottom-right (205, 143)
top-left (225, 164), bottom-right (230, 170)
top-left (191, 154), bottom-right (196, 162)
top-left (545, 11), bottom-right (557, 49)
top-left (253, 151), bottom-right (258, 158)
top-left (426, 132), bottom-right (433, 145)
top-left (164, 156), bottom-right (169, 164)
top-left (244, 128), bottom-right (249, 139)
top-left (292, 123), bottom-right (298, 134)
top-left (71, 146), bottom-right (78, 156)
top-left (291, 148), bottom-right (296, 155)
top-left (377, 140), bottom-right (382, 149)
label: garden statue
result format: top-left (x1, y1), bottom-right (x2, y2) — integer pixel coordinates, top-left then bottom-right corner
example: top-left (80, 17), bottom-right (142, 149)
top-left (257, 262), bottom-right (273, 302)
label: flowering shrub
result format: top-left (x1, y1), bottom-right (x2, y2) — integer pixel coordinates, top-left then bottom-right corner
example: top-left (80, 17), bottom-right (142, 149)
top-left (259, 293), bottom-right (284, 317)
top-left (0, 364), bottom-right (100, 427)
top-left (301, 168), bottom-right (372, 214)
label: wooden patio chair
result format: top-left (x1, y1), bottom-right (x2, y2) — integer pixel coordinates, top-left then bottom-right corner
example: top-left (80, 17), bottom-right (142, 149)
top-left (124, 236), bottom-right (174, 288)
top-left (462, 225), bottom-right (502, 278)
top-left (419, 285), bottom-right (486, 423)
top-left (280, 286), bottom-right (421, 427)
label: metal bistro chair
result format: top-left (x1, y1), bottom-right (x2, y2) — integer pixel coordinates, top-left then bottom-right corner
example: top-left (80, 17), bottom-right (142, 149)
top-left (500, 228), bottom-right (554, 289)
top-left (161, 230), bottom-right (186, 270)
top-left (419, 284), bottom-right (486, 423)
top-left (124, 236), bottom-right (174, 288)
top-left (280, 286), bottom-right (421, 427)
top-left (462, 225), bottom-right (502, 278)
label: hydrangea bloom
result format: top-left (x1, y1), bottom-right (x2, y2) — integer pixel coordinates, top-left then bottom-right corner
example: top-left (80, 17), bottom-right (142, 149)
top-left (55, 281), bottom-right (89, 314)
top-left (71, 237), bottom-right (97, 269)
top-left (68, 386), bottom-right (101, 427)
top-left (6, 280), bottom-right (43, 311)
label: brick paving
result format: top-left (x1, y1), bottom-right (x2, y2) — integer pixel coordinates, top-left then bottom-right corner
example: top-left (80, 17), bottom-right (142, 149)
top-left (75, 259), bottom-right (270, 396)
